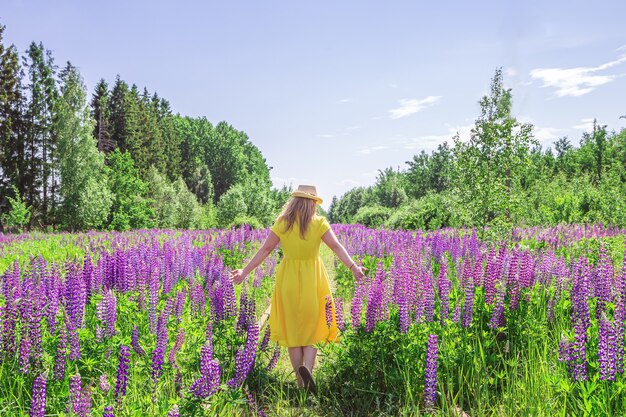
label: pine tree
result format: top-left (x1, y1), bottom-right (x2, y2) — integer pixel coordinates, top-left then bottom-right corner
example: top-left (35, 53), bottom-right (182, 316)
top-left (91, 79), bottom-right (115, 153)
top-left (158, 98), bottom-right (181, 180)
top-left (0, 25), bottom-right (26, 218)
top-left (108, 75), bottom-right (129, 151)
top-left (22, 41), bottom-right (58, 227)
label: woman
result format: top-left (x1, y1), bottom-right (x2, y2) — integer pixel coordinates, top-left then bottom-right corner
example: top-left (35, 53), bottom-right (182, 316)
top-left (230, 184), bottom-right (366, 393)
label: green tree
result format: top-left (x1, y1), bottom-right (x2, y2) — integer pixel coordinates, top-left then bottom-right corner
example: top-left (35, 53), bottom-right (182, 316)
top-left (105, 149), bottom-right (154, 231)
top-left (374, 167), bottom-right (408, 208)
top-left (146, 166), bottom-right (177, 228)
top-left (328, 186), bottom-right (375, 224)
top-left (216, 184), bottom-right (248, 227)
top-left (0, 25), bottom-right (26, 216)
top-left (55, 62), bottom-right (112, 231)
top-left (1, 185), bottom-right (31, 232)
top-left (173, 177), bottom-right (203, 229)
top-left (405, 142), bottom-right (453, 199)
top-left (23, 41), bottom-right (59, 227)
top-left (91, 79), bottom-right (115, 153)
top-left (452, 68), bottom-right (537, 237)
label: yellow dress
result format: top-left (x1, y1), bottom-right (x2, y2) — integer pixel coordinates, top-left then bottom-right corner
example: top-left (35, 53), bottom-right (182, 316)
top-left (268, 215), bottom-right (340, 347)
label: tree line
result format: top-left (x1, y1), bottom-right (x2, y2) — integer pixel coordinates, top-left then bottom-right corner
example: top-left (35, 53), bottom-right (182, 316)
top-left (0, 23), bottom-right (292, 233)
top-left (328, 68), bottom-right (626, 239)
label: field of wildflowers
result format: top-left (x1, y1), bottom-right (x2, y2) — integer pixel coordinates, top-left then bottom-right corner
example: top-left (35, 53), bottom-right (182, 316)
top-left (1, 224), bottom-right (625, 416)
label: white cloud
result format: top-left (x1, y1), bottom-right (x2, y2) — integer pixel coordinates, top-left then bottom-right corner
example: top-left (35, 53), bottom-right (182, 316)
top-left (530, 55), bottom-right (626, 97)
top-left (271, 176), bottom-right (300, 188)
top-left (534, 126), bottom-right (565, 142)
top-left (505, 67), bottom-right (518, 77)
top-left (317, 133), bottom-right (335, 138)
top-left (337, 98), bottom-right (352, 103)
top-left (357, 145), bottom-right (390, 154)
top-left (572, 118), bottom-right (595, 131)
top-left (336, 179), bottom-right (360, 187)
top-left (388, 96), bottom-right (441, 119)
top-left (618, 45), bottom-right (626, 52)
top-left (403, 124), bottom-right (473, 149)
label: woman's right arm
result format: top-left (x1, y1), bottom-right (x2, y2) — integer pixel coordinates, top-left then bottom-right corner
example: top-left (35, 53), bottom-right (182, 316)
top-left (322, 229), bottom-right (366, 280)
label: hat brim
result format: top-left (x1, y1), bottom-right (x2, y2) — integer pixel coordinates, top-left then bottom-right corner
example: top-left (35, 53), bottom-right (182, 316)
top-left (291, 191), bottom-right (323, 205)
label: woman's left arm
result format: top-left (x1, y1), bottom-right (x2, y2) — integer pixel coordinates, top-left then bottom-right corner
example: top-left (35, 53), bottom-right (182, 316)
top-left (230, 231), bottom-right (280, 284)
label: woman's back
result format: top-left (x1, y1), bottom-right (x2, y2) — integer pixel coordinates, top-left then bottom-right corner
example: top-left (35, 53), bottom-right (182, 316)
top-left (271, 215), bottom-right (331, 260)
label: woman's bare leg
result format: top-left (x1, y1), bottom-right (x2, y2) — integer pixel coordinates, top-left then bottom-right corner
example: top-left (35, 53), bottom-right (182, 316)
top-left (302, 345), bottom-right (318, 373)
top-left (288, 347), bottom-right (305, 388)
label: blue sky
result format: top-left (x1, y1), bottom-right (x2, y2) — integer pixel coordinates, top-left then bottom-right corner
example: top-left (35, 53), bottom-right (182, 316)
top-left (3, 0), bottom-right (626, 209)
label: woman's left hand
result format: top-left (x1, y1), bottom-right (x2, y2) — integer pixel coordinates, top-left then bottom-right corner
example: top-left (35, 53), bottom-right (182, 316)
top-left (230, 269), bottom-right (247, 285)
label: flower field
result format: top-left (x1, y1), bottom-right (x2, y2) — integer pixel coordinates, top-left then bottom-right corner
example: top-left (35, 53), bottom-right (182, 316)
top-left (1, 224), bottom-right (626, 416)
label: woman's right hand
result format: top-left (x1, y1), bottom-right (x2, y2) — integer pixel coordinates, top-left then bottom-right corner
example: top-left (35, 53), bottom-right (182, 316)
top-left (351, 265), bottom-right (366, 281)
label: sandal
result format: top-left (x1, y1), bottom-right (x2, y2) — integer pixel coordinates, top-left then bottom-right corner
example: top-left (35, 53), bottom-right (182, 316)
top-left (297, 365), bottom-right (317, 395)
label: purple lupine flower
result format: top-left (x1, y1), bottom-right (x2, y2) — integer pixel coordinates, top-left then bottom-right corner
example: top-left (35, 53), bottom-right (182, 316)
top-left (615, 297), bottom-right (625, 374)
top-left (247, 391), bottom-right (266, 417)
top-left (437, 263), bottom-right (451, 324)
top-left (351, 280), bottom-right (365, 328)
top-left (570, 317), bottom-right (588, 382)
top-left (488, 286), bottom-right (506, 330)
top-left (507, 250), bottom-right (520, 310)
top-left (29, 374), bottom-right (47, 417)
top-left (115, 345), bottom-right (131, 400)
top-left (399, 296), bottom-right (409, 333)
top-left (103, 406), bottom-right (115, 417)
top-left (2, 261), bottom-right (20, 356)
top-left (461, 284), bottom-right (475, 328)
top-left (99, 374), bottom-right (110, 393)
top-left (53, 326), bottom-right (68, 380)
top-left (155, 315), bottom-right (169, 354)
top-left (260, 326), bottom-right (271, 351)
top-left (598, 314), bottom-right (616, 381)
top-left (324, 295), bottom-right (333, 329)
top-left (19, 321), bottom-right (31, 374)
top-left (174, 289), bottom-right (186, 322)
top-left (29, 287), bottom-right (44, 368)
top-left (547, 297), bottom-right (555, 323)
top-left (365, 271), bottom-right (385, 332)
top-left (451, 303), bottom-right (461, 323)
top-left (174, 370), bottom-right (184, 396)
top-left (335, 297), bottom-right (345, 331)
top-left (167, 405), bottom-right (180, 417)
top-left (152, 347), bottom-right (165, 383)
top-left (168, 328), bottom-right (185, 365)
top-left (423, 269), bottom-right (435, 323)
top-left (223, 272), bottom-right (237, 318)
top-left (65, 262), bottom-right (87, 329)
top-left (131, 326), bottom-right (145, 356)
top-left (267, 345), bottom-right (281, 371)
top-left (424, 334), bottom-right (438, 411)
top-left (227, 322), bottom-right (259, 388)
top-left (68, 374), bottom-right (82, 414)
top-left (484, 248), bottom-right (497, 304)
top-left (595, 246), bottom-right (613, 318)
top-left (76, 384), bottom-right (92, 417)
top-left (104, 290), bottom-right (117, 338)
top-left (236, 290), bottom-right (250, 334)
top-left (190, 344), bottom-right (221, 398)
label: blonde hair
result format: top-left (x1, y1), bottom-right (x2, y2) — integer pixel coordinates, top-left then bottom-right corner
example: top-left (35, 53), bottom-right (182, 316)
top-left (277, 197), bottom-right (316, 239)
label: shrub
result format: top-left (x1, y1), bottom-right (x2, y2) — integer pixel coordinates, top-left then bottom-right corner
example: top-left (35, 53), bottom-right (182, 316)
top-left (353, 205), bottom-right (393, 228)
top-left (1, 185), bottom-right (31, 232)
top-left (385, 192), bottom-right (462, 230)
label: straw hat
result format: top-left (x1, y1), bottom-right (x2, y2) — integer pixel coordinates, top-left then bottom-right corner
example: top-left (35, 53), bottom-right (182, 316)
top-left (291, 184), bottom-right (323, 205)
